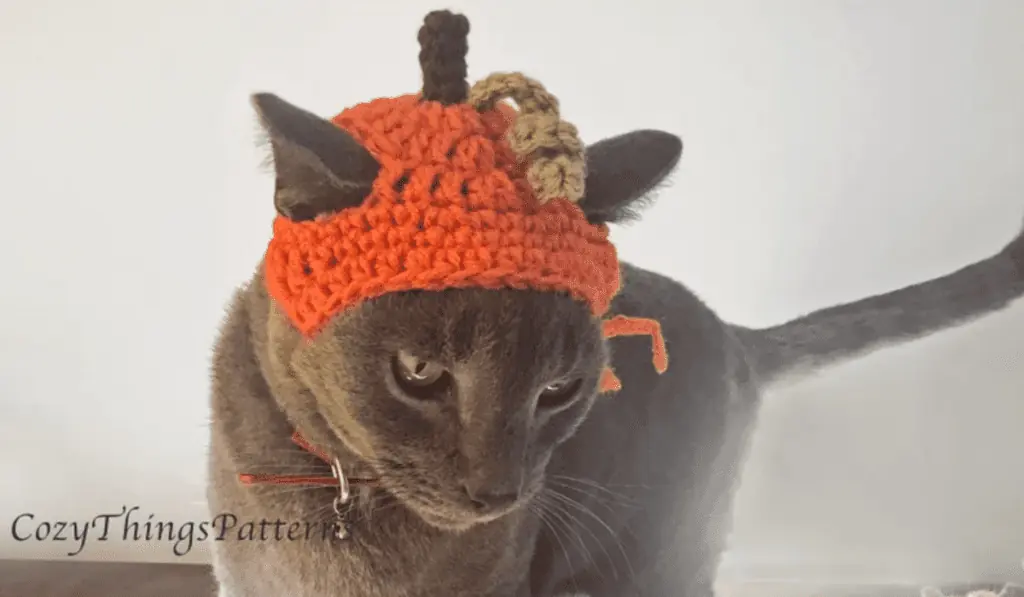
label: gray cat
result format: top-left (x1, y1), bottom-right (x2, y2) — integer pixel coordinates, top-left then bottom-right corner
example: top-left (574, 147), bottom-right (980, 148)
top-left (205, 92), bottom-right (1024, 597)
top-left (206, 17), bottom-right (1024, 597)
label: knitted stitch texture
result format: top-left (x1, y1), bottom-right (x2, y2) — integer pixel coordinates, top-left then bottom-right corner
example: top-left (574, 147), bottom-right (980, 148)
top-left (264, 95), bottom-right (621, 337)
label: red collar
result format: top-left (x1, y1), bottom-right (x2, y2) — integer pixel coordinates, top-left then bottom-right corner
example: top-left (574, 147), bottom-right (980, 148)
top-left (239, 431), bottom-right (378, 488)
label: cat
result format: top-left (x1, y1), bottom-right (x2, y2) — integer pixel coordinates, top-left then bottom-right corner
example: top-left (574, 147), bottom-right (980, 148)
top-left (206, 90), bottom-right (1024, 597)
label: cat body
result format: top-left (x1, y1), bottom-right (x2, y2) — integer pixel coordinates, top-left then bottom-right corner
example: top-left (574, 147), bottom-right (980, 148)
top-left (209, 259), bottom-right (754, 597)
top-left (209, 233), bottom-right (1024, 597)
top-left (206, 11), bottom-right (1024, 596)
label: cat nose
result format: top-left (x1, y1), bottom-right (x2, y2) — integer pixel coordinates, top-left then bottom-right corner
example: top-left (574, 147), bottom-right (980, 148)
top-left (461, 482), bottom-right (520, 512)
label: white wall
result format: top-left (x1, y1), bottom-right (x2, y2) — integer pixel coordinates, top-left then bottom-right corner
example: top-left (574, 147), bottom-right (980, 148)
top-left (1, 0), bottom-right (1022, 585)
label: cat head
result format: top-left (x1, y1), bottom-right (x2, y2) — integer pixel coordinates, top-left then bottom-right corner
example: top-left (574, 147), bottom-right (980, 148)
top-left (251, 10), bottom-right (681, 531)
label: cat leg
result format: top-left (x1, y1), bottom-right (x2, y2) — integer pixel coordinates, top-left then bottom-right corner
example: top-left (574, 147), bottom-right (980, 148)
top-left (210, 542), bottom-right (243, 597)
top-left (213, 578), bottom-right (244, 597)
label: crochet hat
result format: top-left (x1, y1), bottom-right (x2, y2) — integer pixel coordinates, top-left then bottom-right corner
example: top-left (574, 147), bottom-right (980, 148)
top-left (256, 10), bottom-right (669, 392)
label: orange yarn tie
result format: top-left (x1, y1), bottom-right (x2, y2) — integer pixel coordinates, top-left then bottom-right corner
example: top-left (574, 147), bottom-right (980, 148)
top-left (598, 315), bottom-right (669, 393)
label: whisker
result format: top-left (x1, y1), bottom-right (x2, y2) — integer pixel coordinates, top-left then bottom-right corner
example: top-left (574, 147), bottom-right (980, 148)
top-left (537, 493), bottom-right (596, 572)
top-left (303, 501), bottom-right (337, 524)
top-left (546, 487), bottom-right (635, 583)
top-left (546, 479), bottom-right (636, 513)
top-left (549, 475), bottom-right (644, 503)
top-left (246, 485), bottom-right (338, 499)
top-left (352, 494), bottom-right (403, 525)
top-left (542, 491), bottom-right (611, 578)
top-left (235, 465), bottom-right (334, 473)
top-left (529, 500), bottom-right (581, 597)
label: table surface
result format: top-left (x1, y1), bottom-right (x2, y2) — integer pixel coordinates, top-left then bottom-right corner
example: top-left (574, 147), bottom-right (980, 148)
top-left (0, 559), bottom-right (216, 597)
top-left (0, 559), bottom-right (1019, 597)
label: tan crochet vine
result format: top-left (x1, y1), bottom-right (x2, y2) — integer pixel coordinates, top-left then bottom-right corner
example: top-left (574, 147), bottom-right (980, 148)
top-left (469, 72), bottom-right (586, 204)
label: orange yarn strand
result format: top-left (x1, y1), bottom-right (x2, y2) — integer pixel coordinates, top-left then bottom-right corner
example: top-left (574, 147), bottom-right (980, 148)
top-left (599, 368), bottom-right (623, 393)
top-left (598, 315), bottom-right (669, 393)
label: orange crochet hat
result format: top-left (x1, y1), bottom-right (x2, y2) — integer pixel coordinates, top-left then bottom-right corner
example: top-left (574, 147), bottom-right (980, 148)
top-left (261, 10), bottom-right (667, 392)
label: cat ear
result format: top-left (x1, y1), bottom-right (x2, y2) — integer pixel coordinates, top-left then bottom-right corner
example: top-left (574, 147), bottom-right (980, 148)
top-left (250, 92), bottom-right (380, 221)
top-left (578, 129), bottom-right (682, 225)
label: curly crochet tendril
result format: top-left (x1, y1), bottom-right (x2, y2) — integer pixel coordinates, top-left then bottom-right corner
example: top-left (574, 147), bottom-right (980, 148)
top-left (469, 72), bottom-right (587, 204)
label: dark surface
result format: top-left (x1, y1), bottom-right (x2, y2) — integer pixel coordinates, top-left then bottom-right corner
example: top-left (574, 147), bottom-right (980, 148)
top-left (0, 558), bottom-right (1018, 597)
top-left (718, 581), bottom-right (1022, 597)
top-left (0, 559), bottom-right (216, 597)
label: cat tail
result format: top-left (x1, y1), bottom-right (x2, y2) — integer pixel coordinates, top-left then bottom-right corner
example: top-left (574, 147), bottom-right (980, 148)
top-left (731, 219), bottom-right (1024, 388)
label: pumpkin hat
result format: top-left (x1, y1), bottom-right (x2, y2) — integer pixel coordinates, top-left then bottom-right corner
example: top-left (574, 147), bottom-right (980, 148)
top-left (259, 10), bottom-right (668, 392)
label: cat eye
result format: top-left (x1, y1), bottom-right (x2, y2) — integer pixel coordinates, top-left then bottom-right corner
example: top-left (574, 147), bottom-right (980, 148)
top-left (392, 351), bottom-right (450, 400)
top-left (536, 378), bottom-right (583, 411)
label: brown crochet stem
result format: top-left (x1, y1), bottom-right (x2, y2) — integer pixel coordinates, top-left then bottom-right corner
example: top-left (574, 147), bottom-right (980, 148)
top-left (418, 10), bottom-right (470, 105)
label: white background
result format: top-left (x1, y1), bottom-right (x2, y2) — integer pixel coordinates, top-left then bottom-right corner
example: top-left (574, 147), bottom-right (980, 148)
top-left (1, 0), bottom-right (1022, 586)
